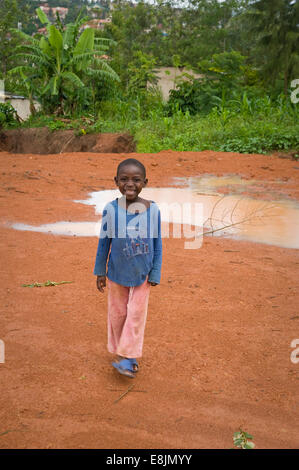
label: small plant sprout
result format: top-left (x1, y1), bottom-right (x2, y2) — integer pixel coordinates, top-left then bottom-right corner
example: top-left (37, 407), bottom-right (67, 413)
top-left (233, 429), bottom-right (255, 449)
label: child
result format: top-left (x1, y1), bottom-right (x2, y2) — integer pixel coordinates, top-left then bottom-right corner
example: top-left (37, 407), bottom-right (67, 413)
top-left (94, 158), bottom-right (162, 378)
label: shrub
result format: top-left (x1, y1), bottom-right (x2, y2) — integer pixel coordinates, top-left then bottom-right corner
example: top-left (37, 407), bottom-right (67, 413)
top-left (0, 102), bottom-right (18, 127)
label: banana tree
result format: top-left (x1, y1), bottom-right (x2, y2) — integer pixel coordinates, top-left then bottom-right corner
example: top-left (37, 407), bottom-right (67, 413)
top-left (8, 8), bottom-right (119, 115)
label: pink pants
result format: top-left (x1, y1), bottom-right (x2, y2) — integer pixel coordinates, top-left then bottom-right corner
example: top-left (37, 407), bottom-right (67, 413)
top-left (107, 277), bottom-right (151, 358)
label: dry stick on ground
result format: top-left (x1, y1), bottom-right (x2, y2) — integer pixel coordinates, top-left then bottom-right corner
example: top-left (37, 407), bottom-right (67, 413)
top-left (0, 429), bottom-right (16, 437)
top-left (203, 194), bottom-right (226, 234)
top-left (0, 426), bottom-right (27, 437)
top-left (22, 280), bottom-right (74, 288)
top-left (203, 196), bottom-right (278, 237)
top-left (113, 384), bottom-right (135, 404)
top-left (108, 388), bottom-right (147, 393)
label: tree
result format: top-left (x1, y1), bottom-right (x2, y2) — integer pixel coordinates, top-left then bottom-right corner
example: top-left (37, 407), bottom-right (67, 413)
top-left (0, 0), bottom-right (24, 75)
top-left (245, 0), bottom-right (299, 94)
top-left (103, 0), bottom-right (249, 71)
top-left (165, 0), bottom-right (246, 66)
top-left (198, 50), bottom-right (247, 85)
top-left (168, 50), bottom-right (260, 114)
top-left (8, 7), bottom-right (119, 115)
top-left (103, 0), bottom-right (157, 84)
top-left (127, 51), bottom-right (159, 96)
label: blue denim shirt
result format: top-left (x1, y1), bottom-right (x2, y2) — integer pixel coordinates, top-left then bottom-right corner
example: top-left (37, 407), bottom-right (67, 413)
top-left (93, 198), bottom-right (162, 286)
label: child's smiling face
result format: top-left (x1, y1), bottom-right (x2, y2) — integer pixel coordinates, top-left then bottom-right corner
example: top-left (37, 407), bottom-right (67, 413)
top-left (114, 164), bottom-right (148, 202)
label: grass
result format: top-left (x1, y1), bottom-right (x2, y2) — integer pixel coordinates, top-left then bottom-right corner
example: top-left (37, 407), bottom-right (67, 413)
top-left (131, 108), bottom-right (299, 154)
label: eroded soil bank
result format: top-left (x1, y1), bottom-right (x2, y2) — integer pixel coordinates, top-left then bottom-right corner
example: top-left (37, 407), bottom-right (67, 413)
top-left (0, 128), bottom-right (136, 154)
top-left (0, 149), bottom-right (298, 449)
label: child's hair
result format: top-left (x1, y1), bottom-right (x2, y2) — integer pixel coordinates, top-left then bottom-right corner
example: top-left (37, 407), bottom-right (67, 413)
top-left (116, 158), bottom-right (146, 178)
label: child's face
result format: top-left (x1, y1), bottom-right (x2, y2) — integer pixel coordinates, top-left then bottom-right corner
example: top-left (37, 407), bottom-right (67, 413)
top-left (114, 164), bottom-right (148, 202)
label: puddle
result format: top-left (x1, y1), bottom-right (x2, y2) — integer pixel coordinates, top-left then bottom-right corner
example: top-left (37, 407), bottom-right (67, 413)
top-left (8, 175), bottom-right (299, 249)
top-left (12, 221), bottom-right (102, 237)
top-left (174, 174), bottom-right (256, 194)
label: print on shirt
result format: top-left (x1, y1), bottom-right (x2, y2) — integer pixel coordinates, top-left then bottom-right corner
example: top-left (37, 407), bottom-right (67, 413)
top-left (123, 235), bottom-right (149, 259)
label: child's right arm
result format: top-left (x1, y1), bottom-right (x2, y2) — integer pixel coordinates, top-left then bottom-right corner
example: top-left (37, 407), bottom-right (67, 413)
top-left (94, 236), bottom-right (111, 293)
top-left (94, 236), bottom-right (111, 277)
top-left (93, 204), bottom-right (113, 292)
top-left (97, 275), bottom-right (106, 293)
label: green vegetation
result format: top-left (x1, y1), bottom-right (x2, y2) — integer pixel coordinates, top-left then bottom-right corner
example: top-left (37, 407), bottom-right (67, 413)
top-left (0, 0), bottom-right (298, 154)
top-left (15, 94), bottom-right (298, 154)
top-left (133, 108), bottom-right (299, 154)
top-left (233, 429), bottom-right (255, 449)
top-left (0, 102), bottom-right (19, 128)
top-left (8, 8), bottom-right (119, 116)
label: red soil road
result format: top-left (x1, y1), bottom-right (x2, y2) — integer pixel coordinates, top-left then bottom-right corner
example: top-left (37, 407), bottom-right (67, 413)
top-left (0, 149), bottom-right (298, 449)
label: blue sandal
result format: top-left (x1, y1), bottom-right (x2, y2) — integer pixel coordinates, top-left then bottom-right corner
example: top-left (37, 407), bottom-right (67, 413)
top-left (112, 358), bottom-right (136, 378)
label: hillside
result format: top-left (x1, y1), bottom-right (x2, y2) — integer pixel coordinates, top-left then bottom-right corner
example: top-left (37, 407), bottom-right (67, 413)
top-left (19, 0), bottom-right (110, 34)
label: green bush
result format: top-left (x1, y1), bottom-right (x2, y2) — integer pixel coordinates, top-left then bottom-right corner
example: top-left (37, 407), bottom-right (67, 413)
top-left (0, 102), bottom-right (18, 127)
top-left (133, 105), bottom-right (299, 154)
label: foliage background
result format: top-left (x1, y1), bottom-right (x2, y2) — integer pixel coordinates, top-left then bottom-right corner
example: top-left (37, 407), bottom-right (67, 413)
top-left (0, 0), bottom-right (298, 153)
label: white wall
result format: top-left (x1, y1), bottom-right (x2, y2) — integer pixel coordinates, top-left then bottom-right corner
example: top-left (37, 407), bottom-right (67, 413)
top-left (155, 67), bottom-right (203, 101)
top-left (4, 97), bottom-right (41, 121)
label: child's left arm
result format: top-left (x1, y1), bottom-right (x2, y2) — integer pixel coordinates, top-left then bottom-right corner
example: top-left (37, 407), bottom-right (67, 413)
top-left (148, 207), bottom-right (162, 286)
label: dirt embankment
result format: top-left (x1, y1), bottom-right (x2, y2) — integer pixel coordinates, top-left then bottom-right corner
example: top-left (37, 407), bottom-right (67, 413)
top-left (0, 128), bottom-right (136, 154)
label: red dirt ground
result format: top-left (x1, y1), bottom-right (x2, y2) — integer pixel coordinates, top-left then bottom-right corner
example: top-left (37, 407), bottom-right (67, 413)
top-left (0, 149), bottom-right (298, 449)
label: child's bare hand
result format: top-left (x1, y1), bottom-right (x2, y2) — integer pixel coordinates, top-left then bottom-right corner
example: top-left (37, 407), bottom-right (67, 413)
top-left (97, 275), bottom-right (106, 293)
